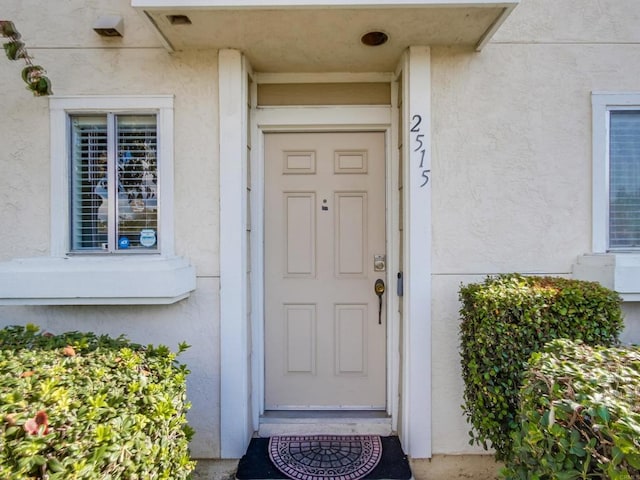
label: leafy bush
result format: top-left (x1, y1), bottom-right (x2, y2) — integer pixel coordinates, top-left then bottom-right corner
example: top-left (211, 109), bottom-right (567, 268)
top-left (503, 339), bottom-right (640, 480)
top-left (459, 274), bottom-right (623, 460)
top-left (0, 324), bottom-right (196, 479)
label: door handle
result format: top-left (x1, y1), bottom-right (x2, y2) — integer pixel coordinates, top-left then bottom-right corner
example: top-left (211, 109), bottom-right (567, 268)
top-left (374, 279), bottom-right (385, 324)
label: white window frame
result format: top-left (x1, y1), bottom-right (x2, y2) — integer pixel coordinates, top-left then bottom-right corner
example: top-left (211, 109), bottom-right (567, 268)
top-left (574, 92), bottom-right (640, 301)
top-left (50, 95), bottom-right (175, 257)
top-left (592, 92), bottom-right (640, 253)
top-left (0, 95), bottom-right (196, 306)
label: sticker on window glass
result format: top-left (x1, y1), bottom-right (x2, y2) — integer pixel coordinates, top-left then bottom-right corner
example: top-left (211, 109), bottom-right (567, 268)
top-left (118, 237), bottom-right (130, 249)
top-left (140, 229), bottom-right (157, 248)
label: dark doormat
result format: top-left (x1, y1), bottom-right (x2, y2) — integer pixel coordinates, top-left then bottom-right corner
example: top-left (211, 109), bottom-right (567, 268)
top-left (236, 436), bottom-right (412, 480)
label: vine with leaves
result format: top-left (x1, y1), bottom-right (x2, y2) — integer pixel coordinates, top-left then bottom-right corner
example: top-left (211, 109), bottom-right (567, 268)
top-left (1, 20), bottom-right (52, 96)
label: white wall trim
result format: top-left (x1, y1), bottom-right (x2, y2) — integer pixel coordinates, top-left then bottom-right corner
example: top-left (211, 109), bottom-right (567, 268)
top-left (398, 46), bottom-right (432, 459)
top-left (219, 49), bottom-right (252, 458)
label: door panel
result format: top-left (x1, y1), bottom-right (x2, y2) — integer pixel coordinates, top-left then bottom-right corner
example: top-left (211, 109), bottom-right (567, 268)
top-left (265, 131), bottom-right (386, 409)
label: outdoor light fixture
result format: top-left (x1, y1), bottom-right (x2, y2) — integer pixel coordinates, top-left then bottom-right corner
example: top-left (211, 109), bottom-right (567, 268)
top-left (361, 31), bottom-right (389, 46)
top-left (93, 15), bottom-right (124, 37)
top-left (167, 15), bottom-right (192, 25)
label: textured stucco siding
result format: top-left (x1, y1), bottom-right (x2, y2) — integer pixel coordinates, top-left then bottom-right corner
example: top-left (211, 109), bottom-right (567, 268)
top-left (0, 278), bottom-right (220, 458)
top-left (429, 0), bottom-right (640, 454)
top-left (0, 0), bottom-right (221, 459)
top-left (2, 0), bottom-right (640, 462)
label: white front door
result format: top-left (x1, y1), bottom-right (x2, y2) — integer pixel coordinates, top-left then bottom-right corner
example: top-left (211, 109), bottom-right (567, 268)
top-left (264, 131), bottom-right (387, 410)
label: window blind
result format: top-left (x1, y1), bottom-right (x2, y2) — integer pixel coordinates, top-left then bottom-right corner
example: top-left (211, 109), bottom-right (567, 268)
top-left (70, 114), bottom-right (158, 252)
top-left (71, 116), bottom-right (108, 251)
top-left (609, 110), bottom-right (640, 249)
top-left (115, 115), bottom-right (158, 250)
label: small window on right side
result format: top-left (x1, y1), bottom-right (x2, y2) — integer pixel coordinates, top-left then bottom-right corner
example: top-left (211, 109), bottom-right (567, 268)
top-left (591, 93), bottom-right (640, 253)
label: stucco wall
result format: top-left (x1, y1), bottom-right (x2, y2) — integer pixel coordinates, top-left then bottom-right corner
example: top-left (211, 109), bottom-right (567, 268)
top-left (0, 0), bottom-right (221, 459)
top-left (429, 0), bottom-right (640, 454)
top-left (0, 279), bottom-right (220, 458)
top-left (2, 0), bottom-right (640, 462)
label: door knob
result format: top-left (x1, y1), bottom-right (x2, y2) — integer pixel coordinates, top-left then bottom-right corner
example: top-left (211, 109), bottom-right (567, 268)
top-left (374, 279), bottom-right (385, 324)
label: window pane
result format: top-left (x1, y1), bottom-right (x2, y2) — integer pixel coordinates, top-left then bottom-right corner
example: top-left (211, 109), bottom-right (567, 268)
top-left (70, 115), bottom-right (108, 251)
top-left (610, 111), bottom-right (640, 249)
top-left (116, 115), bottom-right (158, 251)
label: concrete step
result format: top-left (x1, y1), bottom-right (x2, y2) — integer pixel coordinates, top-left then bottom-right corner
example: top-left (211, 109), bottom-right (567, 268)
top-left (258, 410), bottom-right (393, 437)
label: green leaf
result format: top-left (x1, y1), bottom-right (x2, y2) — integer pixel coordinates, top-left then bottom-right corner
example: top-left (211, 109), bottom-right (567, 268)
top-left (554, 470), bottom-right (581, 480)
top-left (596, 405), bottom-right (611, 423)
top-left (47, 457), bottom-right (65, 473)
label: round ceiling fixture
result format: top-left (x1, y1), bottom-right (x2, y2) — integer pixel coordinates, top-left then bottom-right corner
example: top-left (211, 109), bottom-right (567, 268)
top-left (360, 31), bottom-right (389, 47)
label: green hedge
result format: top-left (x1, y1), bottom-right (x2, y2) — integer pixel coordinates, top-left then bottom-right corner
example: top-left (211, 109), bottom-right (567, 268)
top-left (0, 324), bottom-right (195, 479)
top-left (459, 274), bottom-right (623, 460)
top-left (503, 339), bottom-right (640, 480)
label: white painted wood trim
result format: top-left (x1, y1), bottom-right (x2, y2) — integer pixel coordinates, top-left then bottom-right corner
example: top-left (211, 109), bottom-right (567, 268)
top-left (386, 85), bottom-right (402, 431)
top-left (219, 49), bottom-right (252, 459)
top-left (591, 93), bottom-right (609, 253)
top-left (254, 106), bottom-right (391, 130)
top-left (133, 0), bottom-right (518, 8)
top-left (255, 72), bottom-right (394, 84)
top-left (399, 46), bottom-right (432, 459)
top-left (249, 68), bottom-right (265, 434)
top-left (49, 104), bottom-right (70, 257)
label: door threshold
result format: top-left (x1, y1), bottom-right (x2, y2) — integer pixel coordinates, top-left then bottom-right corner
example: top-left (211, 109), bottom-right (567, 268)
top-left (258, 410), bottom-right (393, 437)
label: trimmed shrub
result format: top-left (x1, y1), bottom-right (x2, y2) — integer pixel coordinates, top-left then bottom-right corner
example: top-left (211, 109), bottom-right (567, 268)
top-left (459, 274), bottom-right (623, 460)
top-left (0, 324), bottom-right (196, 479)
top-left (503, 339), bottom-right (640, 480)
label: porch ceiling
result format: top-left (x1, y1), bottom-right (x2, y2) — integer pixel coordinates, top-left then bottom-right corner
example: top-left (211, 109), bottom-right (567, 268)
top-left (132, 1), bottom-right (519, 72)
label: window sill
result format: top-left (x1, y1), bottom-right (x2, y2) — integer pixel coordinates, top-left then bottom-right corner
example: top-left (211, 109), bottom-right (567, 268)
top-left (0, 256), bottom-right (196, 305)
top-left (573, 253), bottom-right (640, 301)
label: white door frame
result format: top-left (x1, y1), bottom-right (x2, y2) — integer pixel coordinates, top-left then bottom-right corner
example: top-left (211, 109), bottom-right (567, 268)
top-left (252, 106), bottom-right (399, 421)
top-left (219, 48), bottom-right (432, 459)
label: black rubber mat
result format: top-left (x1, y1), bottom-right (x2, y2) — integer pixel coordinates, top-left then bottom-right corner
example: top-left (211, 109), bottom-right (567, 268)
top-left (236, 436), bottom-right (412, 480)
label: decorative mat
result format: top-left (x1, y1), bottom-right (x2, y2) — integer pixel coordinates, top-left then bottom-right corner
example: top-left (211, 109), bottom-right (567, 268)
top-left (268, 435), bottom-right (383, 480)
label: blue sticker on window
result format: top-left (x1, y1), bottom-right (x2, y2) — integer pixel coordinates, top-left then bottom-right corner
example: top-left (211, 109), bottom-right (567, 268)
top-left (118, 236), bottom-right (130, 249)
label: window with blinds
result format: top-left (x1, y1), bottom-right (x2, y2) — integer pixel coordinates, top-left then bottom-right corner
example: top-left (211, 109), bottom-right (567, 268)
top-left (70, 114), bottom-right (159, 252)
top-left (609, 110), bottom-right (640, 250)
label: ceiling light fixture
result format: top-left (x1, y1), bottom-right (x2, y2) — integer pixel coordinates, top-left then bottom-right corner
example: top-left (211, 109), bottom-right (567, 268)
top-left (361, 31), bottom-right (389, 47)
top-left (167, 15), bottom-right (192, 25)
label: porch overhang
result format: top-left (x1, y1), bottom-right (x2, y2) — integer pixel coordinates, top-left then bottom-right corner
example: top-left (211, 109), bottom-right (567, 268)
top-left (132, 0), bottom-right (519, 72)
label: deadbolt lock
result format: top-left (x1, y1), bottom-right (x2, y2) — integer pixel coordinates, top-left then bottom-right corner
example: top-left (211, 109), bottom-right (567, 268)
top-left (374, 254), bottom-right (386, 272)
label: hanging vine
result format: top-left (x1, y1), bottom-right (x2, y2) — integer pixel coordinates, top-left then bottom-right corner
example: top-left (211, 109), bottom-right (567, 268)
top-left (1, 20), bottom-right (52, 96)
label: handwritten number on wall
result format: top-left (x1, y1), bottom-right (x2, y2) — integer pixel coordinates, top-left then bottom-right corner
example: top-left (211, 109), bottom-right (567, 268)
top-left (410, 115), bottom-right (430, 187)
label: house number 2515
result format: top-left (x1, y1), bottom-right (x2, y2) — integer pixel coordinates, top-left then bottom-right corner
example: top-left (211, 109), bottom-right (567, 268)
top-left (410, 114), bottom-right (430, 187)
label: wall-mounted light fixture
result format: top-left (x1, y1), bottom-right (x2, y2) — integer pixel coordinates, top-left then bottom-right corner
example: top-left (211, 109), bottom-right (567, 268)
top-left (93, 15), bottom-right (124, 37)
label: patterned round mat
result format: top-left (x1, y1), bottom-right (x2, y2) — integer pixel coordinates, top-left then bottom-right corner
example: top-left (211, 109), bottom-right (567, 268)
top-left (268, 435), bottom-right (382, 480)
